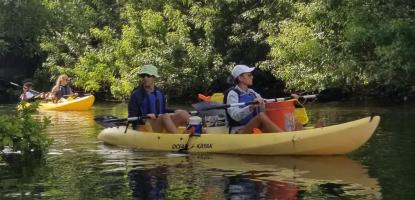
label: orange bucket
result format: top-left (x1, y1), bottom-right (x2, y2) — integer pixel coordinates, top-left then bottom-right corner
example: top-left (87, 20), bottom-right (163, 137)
top-left (265, 100), bottom-right (295, 131)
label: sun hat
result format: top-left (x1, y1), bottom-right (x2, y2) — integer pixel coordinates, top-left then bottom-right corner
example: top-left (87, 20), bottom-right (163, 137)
top-left (231, 64), bottom-right (255, 79)
top-left (139, 64), bottom-right (160, 78)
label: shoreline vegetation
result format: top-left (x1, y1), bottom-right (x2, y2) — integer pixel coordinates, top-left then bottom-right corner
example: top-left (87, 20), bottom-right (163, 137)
top-left (0, 102), bottom-right (52, 162)
top-left (1, 1), bottom-right (414, 103)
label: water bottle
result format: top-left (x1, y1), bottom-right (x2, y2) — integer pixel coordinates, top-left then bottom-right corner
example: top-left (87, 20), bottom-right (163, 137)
top-left (186, 116), bottom-right (203, 135)
top-left (284, 113), bottom-right (295, 132)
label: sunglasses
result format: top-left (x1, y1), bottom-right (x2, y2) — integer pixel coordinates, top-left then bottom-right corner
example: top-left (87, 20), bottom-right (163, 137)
top-left (140, 74), bottom-right (155, 78)
top-left (242, 73), bottom-right (253, 77)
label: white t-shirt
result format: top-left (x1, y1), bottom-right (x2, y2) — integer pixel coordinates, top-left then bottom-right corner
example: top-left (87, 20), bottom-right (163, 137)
top-left (20, 91), bottom-right (35, 100)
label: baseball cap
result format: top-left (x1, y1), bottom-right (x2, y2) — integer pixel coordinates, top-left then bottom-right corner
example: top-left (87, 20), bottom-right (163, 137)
top-left (231, 64), bottom-right (255, 79)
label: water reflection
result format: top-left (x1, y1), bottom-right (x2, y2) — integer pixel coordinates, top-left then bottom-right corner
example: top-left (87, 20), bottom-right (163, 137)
top-left (95, 145), bottom-right (381, 199)
top-left (128, 167), bottom-right (168, 199)
top-left (36, 110), bottom-right (96, 131)
top-left (0, 102), bottom-right (390, 199)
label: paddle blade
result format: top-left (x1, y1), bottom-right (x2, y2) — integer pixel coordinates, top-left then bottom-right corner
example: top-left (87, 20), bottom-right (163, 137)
top-left (192, 101), bottom-right (226, 116)
top-left (192, 101), bottom-right (222, 110)
top-left (94, 115), bottom-right (125, 128)
top-left (94, 115), bottom-right (149, 128)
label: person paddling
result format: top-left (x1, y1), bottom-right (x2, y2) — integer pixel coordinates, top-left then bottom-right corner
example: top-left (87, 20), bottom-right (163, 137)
top-left (128, 64), bottom-right (190, 134)
top-left (19, 82), bottom-right (37, 102)
top-left (224, 65), bottom-right (285, 134)
top-left (50, 74), bottom-right (78, 102)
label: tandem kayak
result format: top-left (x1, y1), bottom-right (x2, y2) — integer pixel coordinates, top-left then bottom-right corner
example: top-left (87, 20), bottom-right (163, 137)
top-left (98, 116), bottom-right (380, 155)
top-left (39, 95), bottom-right (95, 111)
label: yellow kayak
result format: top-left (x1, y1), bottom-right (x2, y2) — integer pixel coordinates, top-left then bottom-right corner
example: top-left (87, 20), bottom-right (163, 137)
top-left (98, 116), bottom-right (380, 155)
top-left (39, 95), bottom-right (95, 111)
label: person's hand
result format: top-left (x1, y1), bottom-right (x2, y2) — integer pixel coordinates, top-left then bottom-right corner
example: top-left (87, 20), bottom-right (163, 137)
top-left (35, 92), bottom-right (45, 99)
top-left (147, 113), bottom-right (157, 119)
top-left (291, 93), bottom-right (299, 99)
top-left (250, 98), bottom-right (265, 110)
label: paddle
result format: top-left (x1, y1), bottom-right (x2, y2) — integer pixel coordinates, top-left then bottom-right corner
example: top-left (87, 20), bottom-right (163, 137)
top-left (95, 114), bottom-right (200, 154)
top-left (178, 132), bottom-right (198, 154)
top-left (94, 110), bottom-right (203, 129)
top-left (192, 94), bottom-right (318, 112)
top-left (95, 115), bottom-right (150, 127)
top-left (8, 81), bottom-right (42, 95)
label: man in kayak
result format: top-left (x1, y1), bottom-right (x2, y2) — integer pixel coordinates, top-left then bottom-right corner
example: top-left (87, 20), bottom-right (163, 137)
top-left (224, 64), bottom-right (285, 134)
top-left (19, 82), bottom-right (38, 102)
top-left (128, 64), bottom-right (190, 133)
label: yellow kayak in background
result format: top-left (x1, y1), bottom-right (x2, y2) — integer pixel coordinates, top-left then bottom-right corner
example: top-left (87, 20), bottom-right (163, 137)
top-left (98, 116), bottom-right (380, 155)
top-left (39, 95), bottom-right (95, 111)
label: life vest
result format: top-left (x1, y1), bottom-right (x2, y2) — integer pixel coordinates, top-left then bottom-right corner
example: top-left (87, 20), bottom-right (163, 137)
top-left (223, 87), bottom-right (259, 131)
top-left (128, 86), bottom-right (166, 129)
top-left (59, 85), bottom-right (71, 96)
top-left (140, 88), bottom-right (165, 116)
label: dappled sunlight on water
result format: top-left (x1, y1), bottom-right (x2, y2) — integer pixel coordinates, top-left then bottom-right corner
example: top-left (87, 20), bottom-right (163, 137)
top-left (2, 101), bottom-right (415, 199)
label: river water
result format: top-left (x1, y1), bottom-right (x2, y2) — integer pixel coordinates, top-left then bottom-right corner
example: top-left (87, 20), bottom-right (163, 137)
top-left (1, 101), bottom-right (414, 199)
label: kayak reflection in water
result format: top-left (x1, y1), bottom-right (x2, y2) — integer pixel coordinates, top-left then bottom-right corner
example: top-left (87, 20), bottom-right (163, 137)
top-left (224, 174), bottom-right (299, 200)
top-left (128, 166), bottom-right (168, 199)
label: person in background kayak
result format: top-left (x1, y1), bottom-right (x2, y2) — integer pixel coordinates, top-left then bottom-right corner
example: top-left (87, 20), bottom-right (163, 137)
top-left (19, 82), bottom-right (37, 102)
top-left (224, 64), bottom-right (286, 134)
top-left (50, 74), bottom-right (77, 102)
top-left (128, 64), bottom-right (190, 134)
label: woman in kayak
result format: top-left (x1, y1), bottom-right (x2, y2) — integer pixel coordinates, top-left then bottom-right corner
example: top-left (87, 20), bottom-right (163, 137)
top-left (224, 64), bottom-right (286, 134)
top-left (50, 74), bottom-right (77, 102)
top-left (128, 64), bottom-right (190, 134)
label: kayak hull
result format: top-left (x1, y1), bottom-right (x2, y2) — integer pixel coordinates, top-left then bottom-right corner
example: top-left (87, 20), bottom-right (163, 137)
top-left (98, 116), bottom-right (380, 155)
top-left (39, 95), bottom-right (95, 111)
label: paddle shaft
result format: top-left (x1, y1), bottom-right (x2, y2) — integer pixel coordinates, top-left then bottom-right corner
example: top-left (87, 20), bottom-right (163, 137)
top-left (100, 116), bottom-right (146, 124)
top-left (9, 81), bottom-right (41, 95)
top-left (199, 94), bottom-right (317, 111)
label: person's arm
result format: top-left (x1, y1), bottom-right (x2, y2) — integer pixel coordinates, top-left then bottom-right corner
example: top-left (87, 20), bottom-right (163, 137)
top-left (252, 90), bottom-right (265, 112)
top-left (68, 86), bottom-right (78, 96)
top-left (128, 90), bottom-right (143, 129)
top-left (50, 86), bottom-right (59, 97)
top-left (226, 90), bottom-right (253, 122)
top-left (68, 86), bottom-right (73, 95)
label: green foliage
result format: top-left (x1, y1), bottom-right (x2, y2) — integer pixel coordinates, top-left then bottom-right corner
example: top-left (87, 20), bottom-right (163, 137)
top-left (0, 0), bottom-right (48, 57)
top-left (2, 0), bottom-right (412, 100)
top-left (0, 101), bottom-right (51, 155)
top-left (265, 0), bottom-right (415, 97)
top-left (40, 1), bottom-right (226, 100)
top-left (264, 1), bottom-right (349, 91)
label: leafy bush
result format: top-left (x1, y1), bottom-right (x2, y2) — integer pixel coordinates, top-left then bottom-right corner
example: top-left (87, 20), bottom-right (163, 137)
top-left (0, 101), bottom-right (51, 157)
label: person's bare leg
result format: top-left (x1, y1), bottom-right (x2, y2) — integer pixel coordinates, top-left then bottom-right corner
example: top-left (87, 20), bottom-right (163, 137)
top-left (314, 118), bottom-right (324, 128)
top-left (170, 110), bottom-right (190, 127)
top-left (239, 116), bottom-right (262, 134)
top-left (294, 119), bottom-right (304, 131)
top-left (149, 118), bottom-right (164, 132)
top-left (149, 111), bottom-right (189, 134)
top-left (240, 113), bottom-right (283, 134)
top-left (159, 113), bottom-right (181, 134)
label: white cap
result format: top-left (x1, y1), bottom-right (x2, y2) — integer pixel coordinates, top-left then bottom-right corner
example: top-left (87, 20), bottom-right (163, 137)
top-left (189, 116), bottom-right (202, 125)
top-left (231, 65), bottom-right (255, 79)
